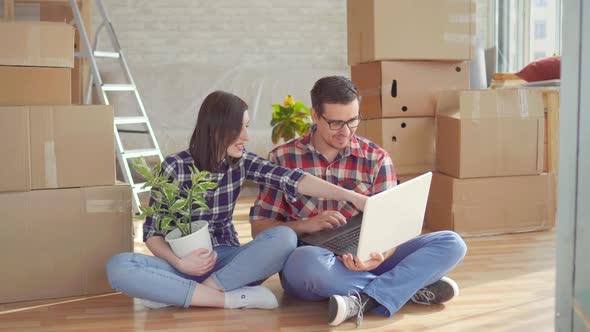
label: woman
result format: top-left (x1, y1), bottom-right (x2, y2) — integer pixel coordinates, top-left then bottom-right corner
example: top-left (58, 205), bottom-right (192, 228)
top-left (107, 91), bottom-right (367, 310)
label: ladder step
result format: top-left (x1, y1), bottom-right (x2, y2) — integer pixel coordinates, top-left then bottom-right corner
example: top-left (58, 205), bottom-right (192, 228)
top-left (94, 51), bottom-right (120, 58)
top-left (115, 116), bottom-right (148, 125)
top-left (71, 0), bottom-right (162, 214)
top-left (102, 84), bottom-right (135, 91)
top-left (123, 149), bottom-right (160, 159)
top-left (74, 51), bottom-right (121, 59)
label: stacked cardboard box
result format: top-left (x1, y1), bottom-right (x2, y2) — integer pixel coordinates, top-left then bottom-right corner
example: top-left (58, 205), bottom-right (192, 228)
top-left (0, 21), bottom-right (131, 303)
top-left (1, 0), bottom-right (93, 103)
top-left (347, 1), bottom-right (555, 236)
top-left (490, 75), bottom-right (560, 174)
top-left (426, 88), bottom-right (556, 236)
top-left (349, 0), bottom-right (474, 178)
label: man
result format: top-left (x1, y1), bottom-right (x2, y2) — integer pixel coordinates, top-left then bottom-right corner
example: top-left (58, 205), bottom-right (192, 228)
top-left (249, 76), bottom-right (467, 326)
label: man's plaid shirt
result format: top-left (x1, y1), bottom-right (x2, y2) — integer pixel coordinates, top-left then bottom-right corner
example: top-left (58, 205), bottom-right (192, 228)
top-left (143, 150), bottom-right (307, 246)
top-left (250, 129), bottom-right (397, 222)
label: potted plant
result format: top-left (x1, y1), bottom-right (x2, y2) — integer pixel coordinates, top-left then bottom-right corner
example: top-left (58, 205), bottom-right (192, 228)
top-left (270, 95), bottom-right (312, 144)
top-left (132, 158), bottom-right (218, 258)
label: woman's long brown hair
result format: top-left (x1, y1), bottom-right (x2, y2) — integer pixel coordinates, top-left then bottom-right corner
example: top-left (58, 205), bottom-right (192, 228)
top-left (189, 91), bottom-right (248, 172)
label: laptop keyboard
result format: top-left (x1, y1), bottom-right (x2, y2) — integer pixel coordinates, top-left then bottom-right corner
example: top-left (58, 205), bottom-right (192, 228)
top-left (323, 227), bottom-right (361, 254)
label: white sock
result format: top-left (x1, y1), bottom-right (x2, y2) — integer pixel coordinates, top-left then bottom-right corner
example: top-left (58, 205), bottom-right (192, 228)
top-left (224, 285), bottom-right (279, 309)
top-left (142, 299), bottom-right (172, 309)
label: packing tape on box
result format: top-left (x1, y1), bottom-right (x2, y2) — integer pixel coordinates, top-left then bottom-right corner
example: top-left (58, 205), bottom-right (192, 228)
top-left (518, 89), bottom-right (530, 118)
top-left (26, 25), bottom-right (42, 65)
top-left (448, 13), bottom-right (476, 24)
top-left (443, 33), bottom-right (478, 45)
top-left (86, 199), bottom-right (125, 213)
top-left (449, 0), bottom-right (477, 4)
top-left (44, 141), bottom-right (58, 188)
top-left (364, 86), bottom-right (382, 98)
top-left (471, 91), bottom-right (481, 120)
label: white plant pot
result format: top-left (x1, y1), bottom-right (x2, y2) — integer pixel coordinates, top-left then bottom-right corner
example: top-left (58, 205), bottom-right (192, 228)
top-left (165, 220), bottom-right (213, 258)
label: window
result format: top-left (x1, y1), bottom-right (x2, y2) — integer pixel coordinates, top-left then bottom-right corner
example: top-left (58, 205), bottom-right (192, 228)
top-left (496, 0), bottom-right (561, 72)
top-left (535, 20), bottom-right (547, 39)
top-left (535, 0), bottom-right (548, 7)
top-left (534, 51), bottom-right (547, 59)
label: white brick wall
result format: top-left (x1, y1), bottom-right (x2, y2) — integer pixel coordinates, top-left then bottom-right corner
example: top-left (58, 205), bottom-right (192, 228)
top-left (93, 0), bottom-right (347, 158)
top-left (93, 0), bottom-right (491, 157)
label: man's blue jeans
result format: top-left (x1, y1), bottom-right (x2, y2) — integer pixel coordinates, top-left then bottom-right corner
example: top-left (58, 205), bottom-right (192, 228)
top-left (107, 226), bottom-right (297, 308)
top-left (280, 230), bottom-right (467, 317)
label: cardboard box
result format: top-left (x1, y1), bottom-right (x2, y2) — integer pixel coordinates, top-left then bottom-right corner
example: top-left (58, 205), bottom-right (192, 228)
top-left (40, 1), bottom-right (93, 103)
top-left (0, 21), bottom-right (74, 68)
top-left (357, 117), bottom-right (435, 175)
top-left (436, 88), bottom-right (545, 178)
top-left (397, 173), bottom-right (420, 184)
top-left (543, 88), bottom-right (560, 173)
top-left (347, 0), bottom-right (475, 65)
top-left (352, 60), bottom-right (470, 119)
top-left (0, 66), bottom-right (71, 105)
top-left (0, 105), bottom-right (115, 192)
top-left (425, 173), bottom-right (556, 236)
top-left (0, 184), bottom-right (132, 303)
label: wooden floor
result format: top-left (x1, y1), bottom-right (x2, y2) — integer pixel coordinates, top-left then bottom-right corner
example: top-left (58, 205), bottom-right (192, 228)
top-left (0, 196), bottom-right (556, 332)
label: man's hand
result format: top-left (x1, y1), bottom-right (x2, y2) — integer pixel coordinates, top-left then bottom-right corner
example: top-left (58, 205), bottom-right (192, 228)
top-left (337, 252), bottom-right (384, 271)
top-left (302, 210), bottom-right (347, 234)
top-left (174, 249), bottom-right (217, 276)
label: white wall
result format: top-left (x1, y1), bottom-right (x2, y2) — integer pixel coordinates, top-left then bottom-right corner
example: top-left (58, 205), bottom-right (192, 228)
top-left (93, 0), bottom-right (491, 157)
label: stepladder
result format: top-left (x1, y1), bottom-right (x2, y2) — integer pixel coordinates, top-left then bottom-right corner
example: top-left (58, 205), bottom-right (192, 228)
top-left (69, 0), bottom-right (162, 213)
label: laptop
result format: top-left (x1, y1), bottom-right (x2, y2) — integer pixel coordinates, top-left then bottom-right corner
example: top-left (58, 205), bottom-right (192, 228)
top-left (299, 172), bottom-right (432, 261)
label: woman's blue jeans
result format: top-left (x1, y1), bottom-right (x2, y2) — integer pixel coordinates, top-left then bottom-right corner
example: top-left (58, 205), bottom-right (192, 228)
top-left (107, 226), bottom-right (297, 307)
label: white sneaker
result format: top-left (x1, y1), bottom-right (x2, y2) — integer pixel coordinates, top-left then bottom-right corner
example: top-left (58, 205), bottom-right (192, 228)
top-left (328, 290), bottom-right (367, 327)
top-left (225, 285), bottom-right (279, 309)
top-left (142, 299), bottom-right (172, 309)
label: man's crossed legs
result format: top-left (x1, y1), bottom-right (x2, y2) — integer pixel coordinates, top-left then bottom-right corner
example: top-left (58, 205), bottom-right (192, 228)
top-left (280, 230), bottom-right (467, 326)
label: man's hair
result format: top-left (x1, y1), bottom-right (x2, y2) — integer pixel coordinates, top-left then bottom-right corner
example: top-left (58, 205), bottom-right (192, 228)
top-left (310, 76), bottom-right (360, 117)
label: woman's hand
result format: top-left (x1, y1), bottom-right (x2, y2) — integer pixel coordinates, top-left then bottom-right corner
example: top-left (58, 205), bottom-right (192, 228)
top-left (351, 191), bottom-right (369, 212)
top-left (174, 249), bottom-right (217, 276)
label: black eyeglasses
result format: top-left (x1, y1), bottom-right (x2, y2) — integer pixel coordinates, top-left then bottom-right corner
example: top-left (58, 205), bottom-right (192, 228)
top-left (320, 115), bottom-right (361, 130)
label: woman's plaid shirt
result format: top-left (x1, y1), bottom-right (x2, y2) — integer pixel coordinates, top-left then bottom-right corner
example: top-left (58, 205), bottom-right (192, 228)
top-left (143, 150), bottom-right (307, 246)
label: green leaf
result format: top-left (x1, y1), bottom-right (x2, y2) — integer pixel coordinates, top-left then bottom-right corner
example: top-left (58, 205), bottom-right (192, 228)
top-left (170, 198), bottom-right (187, 210)
top-left (177, 223), bottom-right (190, 237)
top-left (177, 209), bottom-right (191, 217)
top-left (130, 158), bottom-right (154, 182)
top-left (151, 190), bottom-right (165, 201)
top-left (201, 182), bottom-right (218, 190)
top-left (272, 104), bottom-right (281, 113)
top-left (270, 97), bottom-right (312, 143)
top-left (163, 186), bottom-right (174, 203)
top-left (195, 200), bottom-right (209, 210)
top-left (293, 101), bottom-right (304, 113)
top-left (284, 124), bottom-right (296, 141)
top-left (160, 217), bottom-right (174, 230)
top-left (135, 208), bottom-right (147, 219)
top-left (161, 182), bottom-right (178, 201)
top-left (296, 123), bottom-right (309, 136)
top-left (162, 220), bottom-right (178, 233)
top-left (278, 105), bottom-right (291, 117)
top-left (271, 125), bottom-right (281, 144)
top-left (143, 206), bottom-right (154, 216)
